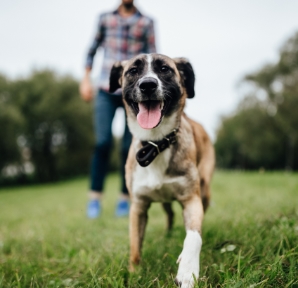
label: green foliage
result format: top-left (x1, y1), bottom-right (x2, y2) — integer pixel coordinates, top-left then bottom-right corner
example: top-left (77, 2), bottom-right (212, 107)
top-left (215, 32), bottom-right (298, 170)
top-left (0, 70), bottom-right (94, 184)
top-left (0, 172), bottom-right (297, 287)
top-left (109, 136), bottom-right (121, 172)
top-left (215, 106), bottom-right (285, 169)
top-left (0, 74), bottom-right (24, 170)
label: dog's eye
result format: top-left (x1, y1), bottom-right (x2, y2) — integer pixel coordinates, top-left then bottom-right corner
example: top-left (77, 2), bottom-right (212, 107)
top-left (160, 65), bottom-right (170, 73)
top-left (129, 68), bottom-right (138, 75)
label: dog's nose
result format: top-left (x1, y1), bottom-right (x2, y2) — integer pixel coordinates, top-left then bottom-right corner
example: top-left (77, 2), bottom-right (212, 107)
top-left (139, 78), bottom-right (158, 96)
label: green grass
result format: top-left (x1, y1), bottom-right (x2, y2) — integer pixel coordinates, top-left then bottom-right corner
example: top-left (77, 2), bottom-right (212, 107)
top-left (0, 171), bottom-right (297, 287)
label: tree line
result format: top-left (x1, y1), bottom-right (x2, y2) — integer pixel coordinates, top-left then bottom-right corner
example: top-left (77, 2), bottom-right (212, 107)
top-left (1, 31), bottom-right (297, 186)
top-left (0, 70), bottom-right (98, 185)
top-left (215, 32), bottom-right (298, 170)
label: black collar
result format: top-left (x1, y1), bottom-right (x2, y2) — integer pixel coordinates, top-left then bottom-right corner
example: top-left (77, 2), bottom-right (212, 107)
top-left (136, 129), bottom-right (179, 167)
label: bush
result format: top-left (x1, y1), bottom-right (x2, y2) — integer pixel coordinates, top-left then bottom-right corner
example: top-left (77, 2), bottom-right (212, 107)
top-left (0, 70), bottom-right (94, 184)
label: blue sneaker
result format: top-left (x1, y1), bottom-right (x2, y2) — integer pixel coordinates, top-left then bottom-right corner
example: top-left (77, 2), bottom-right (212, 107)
top-left (87, 199), bottom-right (101, 218)
top-left (115, 199), bottom-right (130, 217)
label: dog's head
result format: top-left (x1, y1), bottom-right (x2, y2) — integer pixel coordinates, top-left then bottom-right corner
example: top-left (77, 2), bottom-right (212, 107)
top-left (109, 54), bottom-right (195, 140)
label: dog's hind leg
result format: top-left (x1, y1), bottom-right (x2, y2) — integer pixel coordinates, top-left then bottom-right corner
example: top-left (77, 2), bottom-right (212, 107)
top-left (162, 202), bottom-right (174, 231)
top-left (129, 201), bottom-right (150, 271)
top-left (198, 144), bottom-right (215, 212)
top-left (200, 178), bottom-right (210, 212)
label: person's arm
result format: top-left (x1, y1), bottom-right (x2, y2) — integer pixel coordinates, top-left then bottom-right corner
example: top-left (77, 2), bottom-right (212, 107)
top-left (80, 15), bottom-right (105, 102)
top-left (80, 67), bottom-right (93, 102)
top-left (143, 19), bottom-right (156, 54)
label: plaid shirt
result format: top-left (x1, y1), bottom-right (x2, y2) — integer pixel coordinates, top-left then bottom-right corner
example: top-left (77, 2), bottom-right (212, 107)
top-left (86, 9), bottom-right (156, 91)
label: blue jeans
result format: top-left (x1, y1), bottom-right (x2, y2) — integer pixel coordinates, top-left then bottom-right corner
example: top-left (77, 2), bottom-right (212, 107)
top-left (90, 89), bottom-right (132, 194)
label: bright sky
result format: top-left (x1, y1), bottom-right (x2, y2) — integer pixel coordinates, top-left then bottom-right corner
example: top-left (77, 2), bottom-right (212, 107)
top-left (1, 0), bottom-right (298, 140)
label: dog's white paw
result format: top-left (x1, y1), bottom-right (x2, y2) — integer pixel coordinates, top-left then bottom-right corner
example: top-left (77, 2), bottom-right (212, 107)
top-left (175, 254), bottom-right (198, 288)
top-left (175, 272), bottom-right (196, 288)
top-left (174, 230), bottom-right (202, 288)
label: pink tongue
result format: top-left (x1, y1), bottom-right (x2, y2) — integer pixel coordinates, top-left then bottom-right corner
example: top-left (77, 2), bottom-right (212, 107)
top-left (137, 101), bottom-right (162, 129)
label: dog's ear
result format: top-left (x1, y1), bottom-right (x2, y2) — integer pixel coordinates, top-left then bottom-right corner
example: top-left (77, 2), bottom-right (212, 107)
top-left (173, 58), bottom-right (195, 98)
top-left (109, 62), bottom-right (124, 93)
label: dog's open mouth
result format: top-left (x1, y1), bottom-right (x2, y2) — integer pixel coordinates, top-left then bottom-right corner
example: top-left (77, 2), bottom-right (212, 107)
top-left (130, 100), bottom-right (170, 129)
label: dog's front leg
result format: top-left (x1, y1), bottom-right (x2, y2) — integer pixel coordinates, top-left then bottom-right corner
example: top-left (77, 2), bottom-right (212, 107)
top-left (129, 200), bottom-right (150, 271)
top-left (175, 195), bottom-right (204, 288)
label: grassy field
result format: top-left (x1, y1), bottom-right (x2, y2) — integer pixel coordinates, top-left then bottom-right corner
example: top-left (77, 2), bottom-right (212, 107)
top-left (0, 171), bottom-right (297, 288)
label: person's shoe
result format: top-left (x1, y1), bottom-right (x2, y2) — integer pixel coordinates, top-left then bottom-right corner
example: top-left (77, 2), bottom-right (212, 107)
top-left (115, 199), bottom-right (130, 217)
top-left (87, 199), bottom-right (101, 218)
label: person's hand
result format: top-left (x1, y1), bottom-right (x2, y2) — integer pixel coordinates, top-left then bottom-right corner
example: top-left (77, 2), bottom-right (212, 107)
top-left (80, 70), bottom-right (93, 102)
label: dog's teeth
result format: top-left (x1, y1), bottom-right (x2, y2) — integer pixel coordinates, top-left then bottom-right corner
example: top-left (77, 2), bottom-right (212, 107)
top-left (160, 101), bottom-right (164, 110)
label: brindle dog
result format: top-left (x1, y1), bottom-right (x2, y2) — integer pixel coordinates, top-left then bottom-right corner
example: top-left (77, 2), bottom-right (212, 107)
top-left (109, 53), bottom-right (215, 288)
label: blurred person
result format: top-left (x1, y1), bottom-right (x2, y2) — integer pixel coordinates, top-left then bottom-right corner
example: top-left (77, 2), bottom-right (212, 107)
top-left (80, 0), bottom-right (156, 218)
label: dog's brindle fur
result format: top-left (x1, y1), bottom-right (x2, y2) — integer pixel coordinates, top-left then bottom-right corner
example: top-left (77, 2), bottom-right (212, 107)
top-left (110, 53), bottom-right (215, 288)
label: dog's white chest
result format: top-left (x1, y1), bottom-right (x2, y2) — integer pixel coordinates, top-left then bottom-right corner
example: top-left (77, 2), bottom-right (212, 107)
top-left (132, 149), bottom-right (186, 202)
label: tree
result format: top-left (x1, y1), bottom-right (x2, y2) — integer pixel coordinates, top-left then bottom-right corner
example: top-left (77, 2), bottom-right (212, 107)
top-left (0, 74), bottom-right (24, 174)
top-left (215, 32), bottom-right (298, 170)
top-left (0, 70), bottom-right (94, 184)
